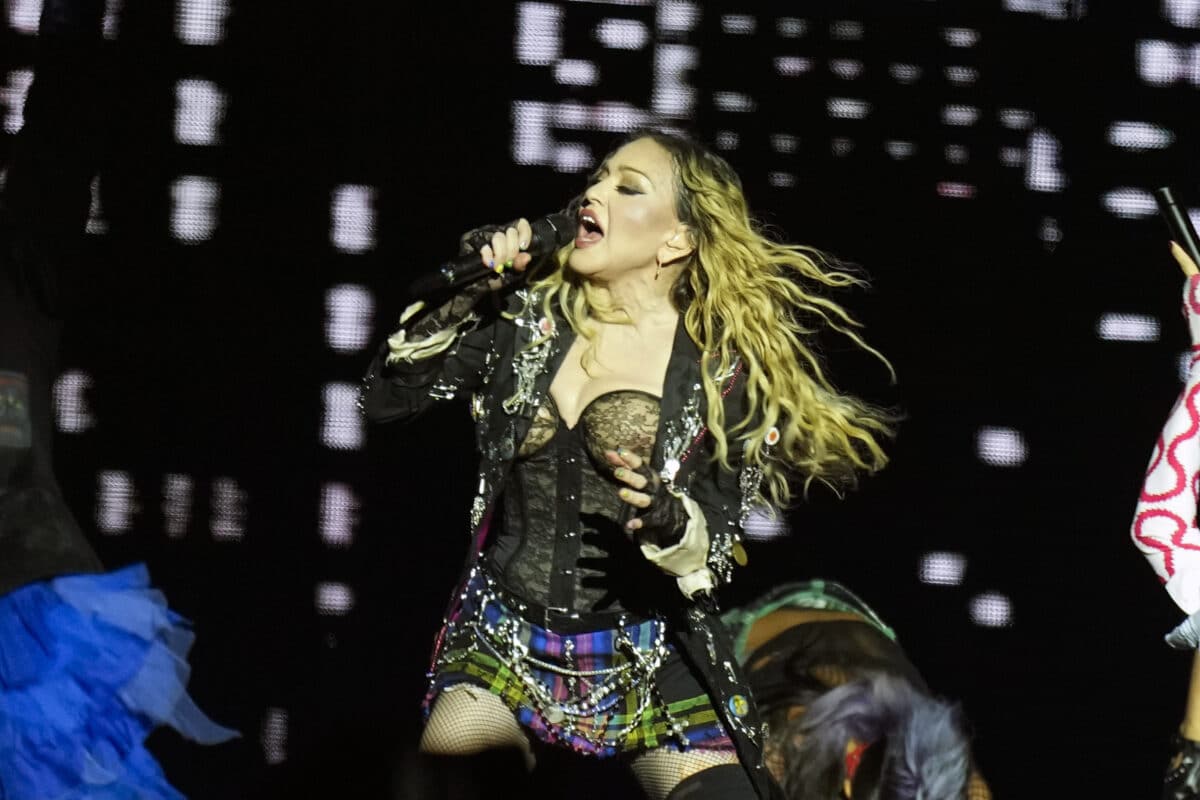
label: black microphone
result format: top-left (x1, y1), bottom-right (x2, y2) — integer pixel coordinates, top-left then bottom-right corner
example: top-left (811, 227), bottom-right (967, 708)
top-left (1154, 186), bottom-right (1200, 268)
top-left (406, 212), bottom-right (574, 300)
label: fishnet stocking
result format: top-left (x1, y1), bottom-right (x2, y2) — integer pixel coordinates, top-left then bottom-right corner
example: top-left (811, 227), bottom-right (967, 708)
top-left (967, 769), bottom-right (993, 800)
top-left (420, 685), bottom-right (535, 770)
top-left (628, 746), bottom-right (741, 800)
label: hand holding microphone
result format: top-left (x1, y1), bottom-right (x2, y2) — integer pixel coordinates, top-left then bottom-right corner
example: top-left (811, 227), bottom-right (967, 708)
top-left (1154, 186), bottom-right (1200, 278)
top-left (470, 218), bottom-right (535, 291)
top-left (406, 212), bottom-right (574, 300)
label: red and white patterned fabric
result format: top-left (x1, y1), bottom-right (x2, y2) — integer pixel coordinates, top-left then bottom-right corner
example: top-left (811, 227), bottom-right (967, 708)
top-left (1133, 275), bottom-right (1200, 614)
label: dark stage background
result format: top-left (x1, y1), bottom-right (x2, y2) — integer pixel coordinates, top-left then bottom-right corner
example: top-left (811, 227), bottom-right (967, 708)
top-left (4, 0), bottom-right (1199, 797)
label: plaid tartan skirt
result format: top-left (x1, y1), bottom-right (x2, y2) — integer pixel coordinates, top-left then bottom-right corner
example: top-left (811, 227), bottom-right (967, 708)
top-left (423, 567), bottom-right (733, 758)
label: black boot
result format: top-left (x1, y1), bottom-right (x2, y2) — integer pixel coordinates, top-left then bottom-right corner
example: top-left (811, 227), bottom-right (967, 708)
top-left (393, 748), bottom-right (531, 800)
top-left (665, 764), bottom-right (758, 800)
top-left (1165, 734), bottom-right (1200, 800)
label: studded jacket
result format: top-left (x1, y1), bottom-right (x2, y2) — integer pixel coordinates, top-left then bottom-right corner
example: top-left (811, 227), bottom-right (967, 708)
top-left (361, 282), bottom-right (779, 799)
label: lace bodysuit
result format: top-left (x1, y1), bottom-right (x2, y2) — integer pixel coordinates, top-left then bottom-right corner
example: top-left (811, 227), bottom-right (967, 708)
top-left (487, 389), bottom-right (666, 617)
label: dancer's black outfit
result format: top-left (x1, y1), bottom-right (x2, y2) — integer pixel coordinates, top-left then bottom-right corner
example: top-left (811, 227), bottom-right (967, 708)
top-left (0, 4), bottom-right (235, 798)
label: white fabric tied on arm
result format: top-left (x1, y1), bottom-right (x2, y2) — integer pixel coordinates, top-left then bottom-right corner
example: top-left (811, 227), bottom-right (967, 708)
top-left (1168, 611), bottom-right (1200, 650)
top-left (1133, 275), bottom-right (1200, 643)
top-left (385, 300), bottom-right (479, 365)
top-left (639, 491), bottom-right (716, 600)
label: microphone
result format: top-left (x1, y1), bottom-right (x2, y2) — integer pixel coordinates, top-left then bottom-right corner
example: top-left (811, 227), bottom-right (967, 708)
top-left (406, 212), bottom-right (575, 300)
top-left (1154, 186), bottom-right (1200, 268)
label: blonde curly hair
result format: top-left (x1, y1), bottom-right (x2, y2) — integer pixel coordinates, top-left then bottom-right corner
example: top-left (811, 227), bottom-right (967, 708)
top-left (526, 129), bottom-right (894, 507)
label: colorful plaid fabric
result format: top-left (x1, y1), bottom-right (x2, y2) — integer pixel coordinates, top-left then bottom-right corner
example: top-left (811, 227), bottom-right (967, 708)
top-left (424, 571), bottom-right (733, 758)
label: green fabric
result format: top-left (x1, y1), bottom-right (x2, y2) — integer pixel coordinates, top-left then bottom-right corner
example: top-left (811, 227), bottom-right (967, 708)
top-left (720, 579), bottom-right (897, 664)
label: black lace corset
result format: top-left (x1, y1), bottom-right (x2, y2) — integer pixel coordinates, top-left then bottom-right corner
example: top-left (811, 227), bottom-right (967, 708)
top-left (488, 390), bottom-right (667, 615)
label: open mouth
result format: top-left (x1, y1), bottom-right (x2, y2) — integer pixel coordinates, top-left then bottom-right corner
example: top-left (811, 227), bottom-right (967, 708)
top-left (576, 209), bottom-right (604, 245)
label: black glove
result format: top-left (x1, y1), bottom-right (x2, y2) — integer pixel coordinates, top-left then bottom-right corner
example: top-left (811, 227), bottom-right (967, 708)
top-left (456, 220), bottom-right (538, 292)
top-left (620, 465), bottom-right (689, 549)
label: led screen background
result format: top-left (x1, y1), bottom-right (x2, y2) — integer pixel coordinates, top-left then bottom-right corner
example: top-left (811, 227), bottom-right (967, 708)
top-left (3, 0), bottom-right (1198, 796)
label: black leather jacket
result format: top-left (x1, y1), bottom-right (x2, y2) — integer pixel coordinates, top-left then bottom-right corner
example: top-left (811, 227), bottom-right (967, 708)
top-left (362, 283), bottom-right (779, 799)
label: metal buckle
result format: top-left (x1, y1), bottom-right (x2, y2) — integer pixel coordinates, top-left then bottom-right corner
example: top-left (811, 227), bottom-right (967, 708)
top-left (543, 605), bottom-right (574, 630)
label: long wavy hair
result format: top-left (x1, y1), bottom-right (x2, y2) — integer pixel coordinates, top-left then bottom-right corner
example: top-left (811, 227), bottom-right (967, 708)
top-left (527, 129), bottom-right (893, 505)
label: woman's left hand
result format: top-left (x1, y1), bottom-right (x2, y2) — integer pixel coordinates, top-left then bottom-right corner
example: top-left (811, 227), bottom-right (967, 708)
top-left (606, 447), bottom-right (689, 548)
top-left (606, 447), bottom-right (654, 531)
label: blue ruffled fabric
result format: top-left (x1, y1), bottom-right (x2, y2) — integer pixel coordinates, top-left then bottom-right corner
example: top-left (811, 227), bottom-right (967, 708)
top-left (0, 564), bottom-right (238, 799)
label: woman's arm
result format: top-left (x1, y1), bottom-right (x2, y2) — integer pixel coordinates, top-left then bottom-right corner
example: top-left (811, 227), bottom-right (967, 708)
top-left (1136, 246), bottom-right (1200, 800)
top-left (607, 387), bottom-right (755, 603)
top-left (1132, 256), bottom-right (1200, 614)
top-left (360, 220), bottom-right (533, 424)
top-left (360, 283), bottom-right (502, 423)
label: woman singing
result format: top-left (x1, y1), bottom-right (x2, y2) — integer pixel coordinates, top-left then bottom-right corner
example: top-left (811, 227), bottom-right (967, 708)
top-left (363, 130), bottom-right (892, 800)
